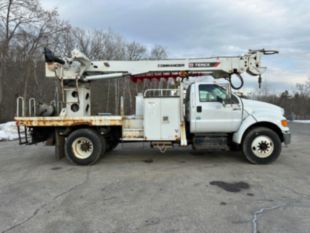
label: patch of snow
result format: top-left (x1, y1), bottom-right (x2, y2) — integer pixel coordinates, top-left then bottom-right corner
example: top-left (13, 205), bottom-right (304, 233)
top-left (0, 121), bottom-right (19, 141)
top-left (292, 120), bottom-right (310, 123)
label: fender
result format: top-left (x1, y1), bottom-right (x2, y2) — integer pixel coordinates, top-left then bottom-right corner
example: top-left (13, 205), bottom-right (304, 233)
top-left (232, 115), bottom-right (257, 144)
top-left (253, 111), bottom-right (289, 132)
top-left (232, 112), bottom-right (288, 144)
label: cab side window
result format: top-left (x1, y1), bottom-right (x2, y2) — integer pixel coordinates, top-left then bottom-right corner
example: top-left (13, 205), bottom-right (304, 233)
top-left (199, 84), bottom-right (228, 102)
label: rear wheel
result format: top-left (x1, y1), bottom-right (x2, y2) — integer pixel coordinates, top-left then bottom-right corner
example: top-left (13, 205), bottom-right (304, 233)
top-left (65, 128), bottom-right (105, 165)
top-left (242, 127), bottom-right (281, 164)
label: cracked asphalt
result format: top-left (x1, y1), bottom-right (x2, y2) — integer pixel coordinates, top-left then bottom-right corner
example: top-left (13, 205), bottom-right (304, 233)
top-left (1, 123), bottom-right (310, 233)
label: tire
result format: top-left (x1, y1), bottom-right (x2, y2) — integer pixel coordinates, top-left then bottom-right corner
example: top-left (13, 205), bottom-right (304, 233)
top-left (242, 127), bottom-right (282, 164)
top-left (65, 128), bottom-right (105, 165)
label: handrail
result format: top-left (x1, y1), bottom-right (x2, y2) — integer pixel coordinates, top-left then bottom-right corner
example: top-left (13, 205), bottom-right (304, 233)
top-left (144, 88), bottom-right (179, 98)
top-left (28, 98), bottom-right (36, 116)
top-left (16, 96), bottom-right (25, 117)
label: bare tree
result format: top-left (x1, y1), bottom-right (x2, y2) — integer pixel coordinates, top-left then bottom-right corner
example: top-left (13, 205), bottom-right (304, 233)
top-left (296, 83), bottom-right (307, 96)
top-left (149, 45), bottom-right (168, 60)
top-left (126, 41), bottom-right (147, 60)
top-left (0, 1), bottom-right (169, 121)
top-left (0, 0), bottom-right (68, 120)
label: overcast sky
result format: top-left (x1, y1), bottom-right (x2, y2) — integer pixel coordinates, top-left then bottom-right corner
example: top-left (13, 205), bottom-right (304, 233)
top-left (41, 0), bottom-right (310, 93)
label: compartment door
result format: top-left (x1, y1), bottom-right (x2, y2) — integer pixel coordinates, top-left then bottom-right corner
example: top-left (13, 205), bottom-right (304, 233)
top-left (160, 98), bottom-right (180, 140)
top-left (144, 99), bottom-right (161, 140)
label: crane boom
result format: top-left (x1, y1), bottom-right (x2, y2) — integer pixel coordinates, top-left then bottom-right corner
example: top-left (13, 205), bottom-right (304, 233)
top-left (44, 48), bottom-right (278, 89)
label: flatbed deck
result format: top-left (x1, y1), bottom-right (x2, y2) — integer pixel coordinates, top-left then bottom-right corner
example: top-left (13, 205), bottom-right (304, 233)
top-left (15, 116), bottom-right (123, 127)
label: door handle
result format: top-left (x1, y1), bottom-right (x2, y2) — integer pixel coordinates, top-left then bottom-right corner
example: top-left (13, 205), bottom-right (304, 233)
top-left (197, 106), bottom-right (202, 112)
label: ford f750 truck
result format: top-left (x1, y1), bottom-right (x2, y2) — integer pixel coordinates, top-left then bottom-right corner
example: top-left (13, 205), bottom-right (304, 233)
top-left (15, 48), bottom-right (290, 165)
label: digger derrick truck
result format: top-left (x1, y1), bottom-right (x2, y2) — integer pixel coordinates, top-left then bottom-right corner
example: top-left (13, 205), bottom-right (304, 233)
top-left (15, 48), bottom-right (291, 165)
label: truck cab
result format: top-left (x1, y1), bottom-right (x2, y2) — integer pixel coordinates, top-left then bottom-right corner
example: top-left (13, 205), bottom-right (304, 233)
top-left (186, 81), bottom-right (291, 164)
top-left (186, 82), bottom-right (242, 133)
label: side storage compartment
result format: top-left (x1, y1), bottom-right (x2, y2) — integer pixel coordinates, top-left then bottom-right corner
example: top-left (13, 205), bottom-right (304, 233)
top-left (144, 97), bottom-right (181, 141)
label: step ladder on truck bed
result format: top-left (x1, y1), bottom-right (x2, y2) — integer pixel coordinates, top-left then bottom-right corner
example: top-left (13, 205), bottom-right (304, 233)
top-left (17, 125), bottom-right (30, 145)
top-left (16, 96), bottom-right (35, 145)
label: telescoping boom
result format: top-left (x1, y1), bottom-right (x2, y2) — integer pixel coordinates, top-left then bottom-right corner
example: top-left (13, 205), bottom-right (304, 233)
top-left (44, 48), bottom-right (278, 89)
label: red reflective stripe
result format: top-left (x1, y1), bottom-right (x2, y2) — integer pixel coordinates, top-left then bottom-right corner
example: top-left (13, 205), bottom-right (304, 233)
top-left (213, 62), bottom-right (220, 67)
top-left (130, 72), bottom-right (206, 82)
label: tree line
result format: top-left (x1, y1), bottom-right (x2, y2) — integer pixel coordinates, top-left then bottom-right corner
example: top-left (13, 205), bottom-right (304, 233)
top-left (1, 0), bottom-right (309, 122)
top-left (247, 78), bottom-right (310, 120)
top-left (0, 0), bottom-right (168, 122)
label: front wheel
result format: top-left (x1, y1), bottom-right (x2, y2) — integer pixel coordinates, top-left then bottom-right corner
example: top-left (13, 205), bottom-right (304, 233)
top-left (242, 127), bottom-right (282, 164)
top-left (65, 128), bottom-right (105, 165)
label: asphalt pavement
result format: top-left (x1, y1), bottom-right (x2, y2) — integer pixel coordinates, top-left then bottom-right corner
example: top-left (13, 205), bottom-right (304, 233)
top-left (0, 123), bottom-right (310, 233)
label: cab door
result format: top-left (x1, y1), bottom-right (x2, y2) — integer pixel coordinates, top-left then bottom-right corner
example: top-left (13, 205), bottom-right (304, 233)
top-left (192, 84), bottom-right (242, 133)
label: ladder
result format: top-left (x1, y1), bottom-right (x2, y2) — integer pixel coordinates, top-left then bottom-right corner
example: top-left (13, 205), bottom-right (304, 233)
top-left (17, 125), bottom-right (31, 145)
top-left (61, 76), bottom-right (80, 104)
top-left (16, 96), bottom-right (35, 145)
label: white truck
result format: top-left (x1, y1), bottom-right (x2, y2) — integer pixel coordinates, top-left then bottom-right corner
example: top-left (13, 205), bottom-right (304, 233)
top-left (15, 48), bottom-right (290, 165)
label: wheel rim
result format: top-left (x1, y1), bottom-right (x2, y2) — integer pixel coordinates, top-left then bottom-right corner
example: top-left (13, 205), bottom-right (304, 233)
top-left (251, 135), bottom-right (274, 158)
top-left (71, 137), bottom-right (94, 159)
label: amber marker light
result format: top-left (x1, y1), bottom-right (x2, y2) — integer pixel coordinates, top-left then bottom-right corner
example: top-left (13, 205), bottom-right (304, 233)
top-left (281, 120), bottom-right (288, 127)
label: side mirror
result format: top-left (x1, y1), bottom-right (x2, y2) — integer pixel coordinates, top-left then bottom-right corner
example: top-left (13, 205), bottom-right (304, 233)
top-left (216, 96), bottom-right (226, 106)
top-left (217, 96), bottom-right (231, 106)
